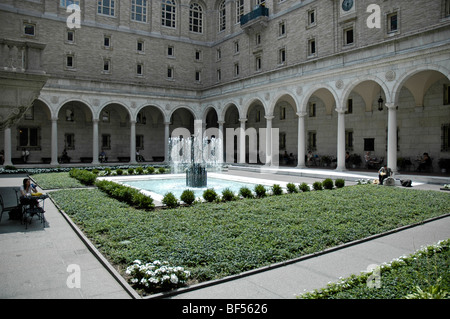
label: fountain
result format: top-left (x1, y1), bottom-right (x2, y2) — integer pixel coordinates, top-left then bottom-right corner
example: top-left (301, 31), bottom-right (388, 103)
top-left (168, 126), bottom-right (222, 188)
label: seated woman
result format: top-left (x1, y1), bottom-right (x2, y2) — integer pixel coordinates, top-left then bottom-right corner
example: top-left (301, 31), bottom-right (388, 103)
top-left (19, 178), bottom-right (40, 209)
top-left (417, 153), bottom-right (431, 172)
top-left (378, 165), bottom-right (391, 185)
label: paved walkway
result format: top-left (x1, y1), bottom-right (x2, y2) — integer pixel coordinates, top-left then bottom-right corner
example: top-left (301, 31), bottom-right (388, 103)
top-left (0, 175), bottom-right (135, 299)
top-left (0, 169), bottom-right (448, 299)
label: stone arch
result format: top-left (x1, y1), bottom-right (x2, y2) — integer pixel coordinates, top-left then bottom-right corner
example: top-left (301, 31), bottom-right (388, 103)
top-left (301, 84), bottom-right (339, 114)
top-left (342, 77), bottom-right (390, 112)
top-left (268, 91), bottom-right (299, 116)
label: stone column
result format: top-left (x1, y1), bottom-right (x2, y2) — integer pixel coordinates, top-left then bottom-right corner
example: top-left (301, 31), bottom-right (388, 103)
top-left (50, 118), bottom-right (58, 166)
top-left (130, 120), bottom-right (137, 164)
top-left (296, 112), bottom-right (307, 168)
top-left (265, 115), bottom-right (274, 166)
top-left (239, 118), bottom-right (247, 164)
top-left (218, 120), bottom-right (225, 164)
top-left (3, 127), bottom-right (12, 166)
top-left (92, 119), bottom-right (100, 165)
top-left (336, 108), bottom-right (346, 171)
top-left (386, 103), bottom-right (397, 173)
top-left (164, 121), bottom-right (170, 164)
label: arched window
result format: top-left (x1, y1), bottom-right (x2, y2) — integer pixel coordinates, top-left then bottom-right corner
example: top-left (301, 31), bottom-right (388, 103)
top-left (189, 3), bottom-right (203, 33)
top-left (162, 0), bottom-right (176, 28)
top-left (219, 0), bottom-right (226, 32)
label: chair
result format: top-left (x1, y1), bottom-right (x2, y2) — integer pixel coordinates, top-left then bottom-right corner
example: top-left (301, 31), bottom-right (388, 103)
top-left (21, 194), bottom-right (47, 229)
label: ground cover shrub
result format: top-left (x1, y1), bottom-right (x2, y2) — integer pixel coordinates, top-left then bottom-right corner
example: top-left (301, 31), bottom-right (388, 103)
top-left (272, 184), bottom-right (283, 195)
top-left (162, 192), bottom-right (179, 208)
top-left (222, 188), bottom-right (236, 202)
top-left (128, 168), bottom-right (135, 175)
top-left (146, 167), bottom-right (155, 174)
top-left (298, 239), bottom-right (450, 299)
top-left (69, 169), bottom-right (97, 186)
top-left (335, 179), bottom-right (345, 188)
top-left (239, 187), bottom-right (253, 199)
top-left (322, 178), bottom-right (334, 190)
top-left (286, 183), bottom-right (298, 194)
top-left (312, 181), bottom-right (323, 191)
top-left (158, 167), bottom-right (166, 174)
top-left (298, 182), bottom-right (310, 192)
top-left (31, 172), bottom-right (85, 190)
top-left (180, 189), bottom-right (195, 205)
top-left (116, 169), bottom-right (123, 175)
top-left (203, 188), bottom-right (218, 202)
top-left (50, 185), bottom-right (450, 291)
top-left (254, 184), bottom-right (267, 198)
top-left (136, 167), bottom-right (144, 175)
top-left (104, 168), bottom-right (112, 175)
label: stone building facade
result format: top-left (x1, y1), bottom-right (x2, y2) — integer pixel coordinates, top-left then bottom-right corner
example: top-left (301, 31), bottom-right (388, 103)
top-left (0, 0), bottom-right (449, 172)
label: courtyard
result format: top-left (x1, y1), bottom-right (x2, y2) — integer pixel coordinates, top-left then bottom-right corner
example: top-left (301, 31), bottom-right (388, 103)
top-left (0, 166), bottom-right (448, 299)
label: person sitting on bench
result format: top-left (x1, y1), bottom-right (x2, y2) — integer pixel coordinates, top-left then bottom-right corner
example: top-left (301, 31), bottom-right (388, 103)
top-left (378, 165), bottom-right (392, 185)
top-left (19, 178), bottom-right (39, 208)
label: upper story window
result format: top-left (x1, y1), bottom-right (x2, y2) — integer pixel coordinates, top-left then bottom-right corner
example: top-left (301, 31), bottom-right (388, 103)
top-left (98, 0), bottom-right (115, 16)
top-left (132, 0), bottom-right (148, 23)
top-left (219, 0), bottom-right (226, 32)
top-left (236, 0), bottom-right (244, 24)
top-left (162, 0), bottom-right (176, 28)
top-left (189, 3), bottom-right (203, 33)
top-left (60, 0), bottom-right (80, 7)
top-left (387, 12), bottom-right (398, 33)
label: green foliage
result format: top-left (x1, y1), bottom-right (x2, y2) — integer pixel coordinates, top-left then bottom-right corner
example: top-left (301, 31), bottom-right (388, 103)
top-left (116, 168), bottom-right (123, 175)
top-left (69, 169), bottom-right (97, 186)
top-left (92, 169), bottom-right (99, 175)
top-left (135, 166), bottom-right (144, 175)
top-left (299, 239), bottom-right (450, 299)
top-left (146, 167), bottom-right (155, 174)
top-left (31, 172), bottom-right (85, 190)
top-left (95, 179), bottom-right (154, 210)
top-left (128, 167), bottom-right (135, 175)
top-left (180, 189), bottom-right (196, 205)
top-left (298, 182), bottom-right (310, 192)
top-left (158, 167), bottom-right (166, 174)
top-left (50, 185), bottom-right (450, 288)
top-left (254, 184), bottom-right (267, 198)
top-left (272, 184), bottom-right (283, 195)
top-left (221, 188), bottom-right (236, 202)
top-left (104, 168), bottom-right (112, 176)
top-left (203, 188), bottom-right (218, 202)
top-left (335, 179), bottom-right (345, 188)
top-left (322, 178), bottom-right (334, 190)
top-left (286, 183), bottom-right (298, 194)
top-left (162, 192), bottom-right (179, 208)
top-left (239, 187), bottom-right (253, 199)
top-left (313, 181), bottom-right (323, 191)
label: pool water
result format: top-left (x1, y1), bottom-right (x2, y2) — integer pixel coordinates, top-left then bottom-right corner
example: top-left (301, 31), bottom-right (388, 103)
top-left (122, 177), bottom-right (262, 200)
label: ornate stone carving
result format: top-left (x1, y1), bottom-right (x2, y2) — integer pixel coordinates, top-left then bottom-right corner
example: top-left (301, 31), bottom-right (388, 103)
top-left (385, 70), bottom-right (396, 82)
top-left (335, 80), bottom-right (344, 90)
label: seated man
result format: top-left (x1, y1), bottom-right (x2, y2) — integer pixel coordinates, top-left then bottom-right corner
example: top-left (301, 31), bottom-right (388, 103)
top-left (417, 153), bottom-right (431, 172)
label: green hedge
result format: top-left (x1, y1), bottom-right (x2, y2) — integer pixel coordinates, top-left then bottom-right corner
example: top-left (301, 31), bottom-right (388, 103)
top-left (95, 179), bottom-right (154, 210)
top-left (69, 168), bottom-right (97, 186)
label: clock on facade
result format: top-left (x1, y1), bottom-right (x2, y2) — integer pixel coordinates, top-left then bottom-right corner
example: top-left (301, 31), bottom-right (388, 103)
top-left (342, 0), bottom-right (354, 11)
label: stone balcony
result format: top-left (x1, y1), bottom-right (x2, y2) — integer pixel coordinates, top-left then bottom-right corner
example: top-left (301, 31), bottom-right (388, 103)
top-left (240, 5), bottom-right (269, 34)
top-left (0, 39), bottom-right (49, 130)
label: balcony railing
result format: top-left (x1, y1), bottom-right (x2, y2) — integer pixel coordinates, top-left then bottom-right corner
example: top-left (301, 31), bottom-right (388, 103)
top-left (240, 6), bottom-right (269, 26)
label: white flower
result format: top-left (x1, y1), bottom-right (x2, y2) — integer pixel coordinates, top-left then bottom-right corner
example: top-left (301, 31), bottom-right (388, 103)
top-left (170, 274), bottom-right (179, 284)
top-left (133, 259), bottom-right (141, 265)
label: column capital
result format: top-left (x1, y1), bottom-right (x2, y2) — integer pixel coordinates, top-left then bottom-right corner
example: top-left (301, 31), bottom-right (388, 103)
top-left (51, 116), bottom-right (59, 122)
top-left (92, 118), bottom-right (99, 124)
top-left (164, 121), bottom-right (171, 126)
top-left (239, 118), bottom-right (247, 123)
top-left (130, 120), bottom-right (137, 125)
top-left (296, 112), bottom-right (307, 118)
top-left (335, 108), bottom-right (346, 115)
top-left (264, 115), bottom-right (274, 121)
top-left (217, 120), bottom-right (225, 125)
top-left (385, 103), bottom-right (396, 110)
